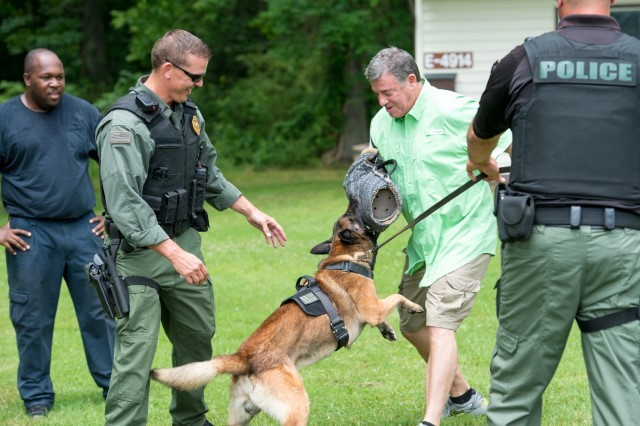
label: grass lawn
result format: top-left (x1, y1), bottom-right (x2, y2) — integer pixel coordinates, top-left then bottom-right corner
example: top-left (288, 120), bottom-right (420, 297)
top-left (0, 166), bottom-right (590, 425)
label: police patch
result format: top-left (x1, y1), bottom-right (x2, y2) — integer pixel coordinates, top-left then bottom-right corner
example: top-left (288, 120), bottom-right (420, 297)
top-left (110, 131), bottom-right (131, 144)
top-left (534, 57), bottom-right (637, 86)
top-left (281, 287), bottom-right (326, 317)
top-left (299, 292), bottom-right (319, 305)
top-left (191, 115), bottom-right (201, 136)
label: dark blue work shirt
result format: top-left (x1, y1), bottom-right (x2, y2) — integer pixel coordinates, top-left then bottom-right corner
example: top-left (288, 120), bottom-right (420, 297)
top-left (0, 94), bottom-right (102, 219)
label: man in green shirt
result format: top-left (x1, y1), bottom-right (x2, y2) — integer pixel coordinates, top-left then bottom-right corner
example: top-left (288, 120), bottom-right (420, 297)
top-left (96, 29), bottom-right (286, 426)
top-left (364, 47), bottom-right (511, 426)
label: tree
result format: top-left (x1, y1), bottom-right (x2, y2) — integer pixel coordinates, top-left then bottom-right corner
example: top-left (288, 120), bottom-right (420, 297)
top-left (0, 0), bottom-right (131, 101)
top-left (0, 0), bottom-right (414, 167)
top-left (217, 0), bottom-right (415, 166)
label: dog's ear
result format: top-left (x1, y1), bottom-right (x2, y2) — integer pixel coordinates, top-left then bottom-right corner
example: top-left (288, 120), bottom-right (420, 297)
top-left (338, 229), bottom-right (356, 244)
top-left (310, 239), bottom-right (331, 255)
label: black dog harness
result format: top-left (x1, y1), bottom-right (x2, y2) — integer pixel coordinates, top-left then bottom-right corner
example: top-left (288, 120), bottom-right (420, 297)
top-left (282, 261), bottom-right (372, 350)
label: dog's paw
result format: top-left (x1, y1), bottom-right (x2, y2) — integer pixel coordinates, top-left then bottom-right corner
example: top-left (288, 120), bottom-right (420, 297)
top-left (377, 322), bottom-right (397, 341)
top-left (406, 303), bottom-right (424, 314)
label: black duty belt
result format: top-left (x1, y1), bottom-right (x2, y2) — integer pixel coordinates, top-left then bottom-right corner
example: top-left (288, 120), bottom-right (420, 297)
top-left (534, 206), bottom-right (640, 230)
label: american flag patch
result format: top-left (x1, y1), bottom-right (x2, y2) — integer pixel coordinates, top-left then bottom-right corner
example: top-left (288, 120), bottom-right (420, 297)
top-left (110, 131), bottom-right (131, 144)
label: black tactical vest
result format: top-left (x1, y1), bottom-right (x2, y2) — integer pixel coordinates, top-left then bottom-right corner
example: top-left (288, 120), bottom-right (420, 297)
top-left (509, 32), bottom-right (640, 204)
top-left (106, 92), bottom-right (209, 237)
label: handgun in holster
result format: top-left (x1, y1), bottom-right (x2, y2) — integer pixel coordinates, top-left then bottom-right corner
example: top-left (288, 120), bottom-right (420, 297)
top-left (85, 247), bottom-right (130, 319)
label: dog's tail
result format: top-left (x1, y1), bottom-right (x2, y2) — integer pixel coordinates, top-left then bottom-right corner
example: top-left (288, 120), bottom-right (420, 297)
top-left (151, 354), bottom-right (247, 391)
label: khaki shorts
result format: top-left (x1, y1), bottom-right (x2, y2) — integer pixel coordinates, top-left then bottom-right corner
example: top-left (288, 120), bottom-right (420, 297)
top-left (398, 254), bottom-right (491, 332)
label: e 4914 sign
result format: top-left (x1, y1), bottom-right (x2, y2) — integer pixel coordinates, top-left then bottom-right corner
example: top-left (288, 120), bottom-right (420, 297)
top-left (424, 52), bottom-right (473, 69)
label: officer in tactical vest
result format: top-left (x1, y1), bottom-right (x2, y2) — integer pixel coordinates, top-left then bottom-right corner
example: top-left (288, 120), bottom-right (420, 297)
top-left (466, 1), bottom-right (640, 425)
top-left (95, 29), bottom-right (287, 426)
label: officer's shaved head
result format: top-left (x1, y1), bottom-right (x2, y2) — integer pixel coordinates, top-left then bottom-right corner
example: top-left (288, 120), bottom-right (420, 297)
top-left (557, 0), bottom-right (614, 18)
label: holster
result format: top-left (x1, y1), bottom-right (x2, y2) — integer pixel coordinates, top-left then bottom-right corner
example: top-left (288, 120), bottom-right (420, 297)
top-left (85, 248), bottom-right (162, 319)
top-left (84, 248), bottom-right (130, 319)
top-left (495, 184), bottom-right (535, 243)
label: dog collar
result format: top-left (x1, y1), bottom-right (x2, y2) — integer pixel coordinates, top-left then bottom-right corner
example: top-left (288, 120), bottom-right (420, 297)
top-left (323, 261), bottom-right (372, 279)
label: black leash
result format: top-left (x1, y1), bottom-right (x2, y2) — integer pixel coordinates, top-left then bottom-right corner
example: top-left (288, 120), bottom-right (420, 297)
top-left (370, 167), bottom-right (511, 254)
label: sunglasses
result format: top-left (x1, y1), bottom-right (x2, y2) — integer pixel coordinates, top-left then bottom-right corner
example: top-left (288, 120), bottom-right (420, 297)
top-left (168, 61), bottom-right (205, 83)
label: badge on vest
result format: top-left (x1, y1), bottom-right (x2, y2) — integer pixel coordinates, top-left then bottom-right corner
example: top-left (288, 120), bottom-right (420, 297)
top-left (191, 115), bottom-right (201, 136)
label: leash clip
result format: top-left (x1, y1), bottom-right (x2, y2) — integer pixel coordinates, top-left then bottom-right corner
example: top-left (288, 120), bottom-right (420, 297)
top-left (357, 249), bottom-right (375, 260)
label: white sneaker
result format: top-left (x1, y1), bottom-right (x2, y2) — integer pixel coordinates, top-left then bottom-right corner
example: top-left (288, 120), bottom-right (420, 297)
top-left (442, 388), bottom-right (488, 418)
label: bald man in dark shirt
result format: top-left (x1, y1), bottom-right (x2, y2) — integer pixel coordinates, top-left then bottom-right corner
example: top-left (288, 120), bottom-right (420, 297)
top-left (0, 48), bottom-right (115, 417)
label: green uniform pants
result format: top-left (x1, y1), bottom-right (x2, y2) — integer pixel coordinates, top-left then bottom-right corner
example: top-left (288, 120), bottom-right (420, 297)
top-left (105, 229), bottom-right (215, 426)
top-left (488, 225), bottom-right (640, 426)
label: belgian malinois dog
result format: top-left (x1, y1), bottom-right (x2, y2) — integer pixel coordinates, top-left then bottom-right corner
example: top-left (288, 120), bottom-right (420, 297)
top-left (151, 201), bottom-right (423, 425)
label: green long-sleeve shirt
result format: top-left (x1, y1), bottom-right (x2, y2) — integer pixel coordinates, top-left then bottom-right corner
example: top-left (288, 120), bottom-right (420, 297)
top-left (371, 80), bottom-right (511, 287)
top-left (96, 78), bottom-right (241, 248)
